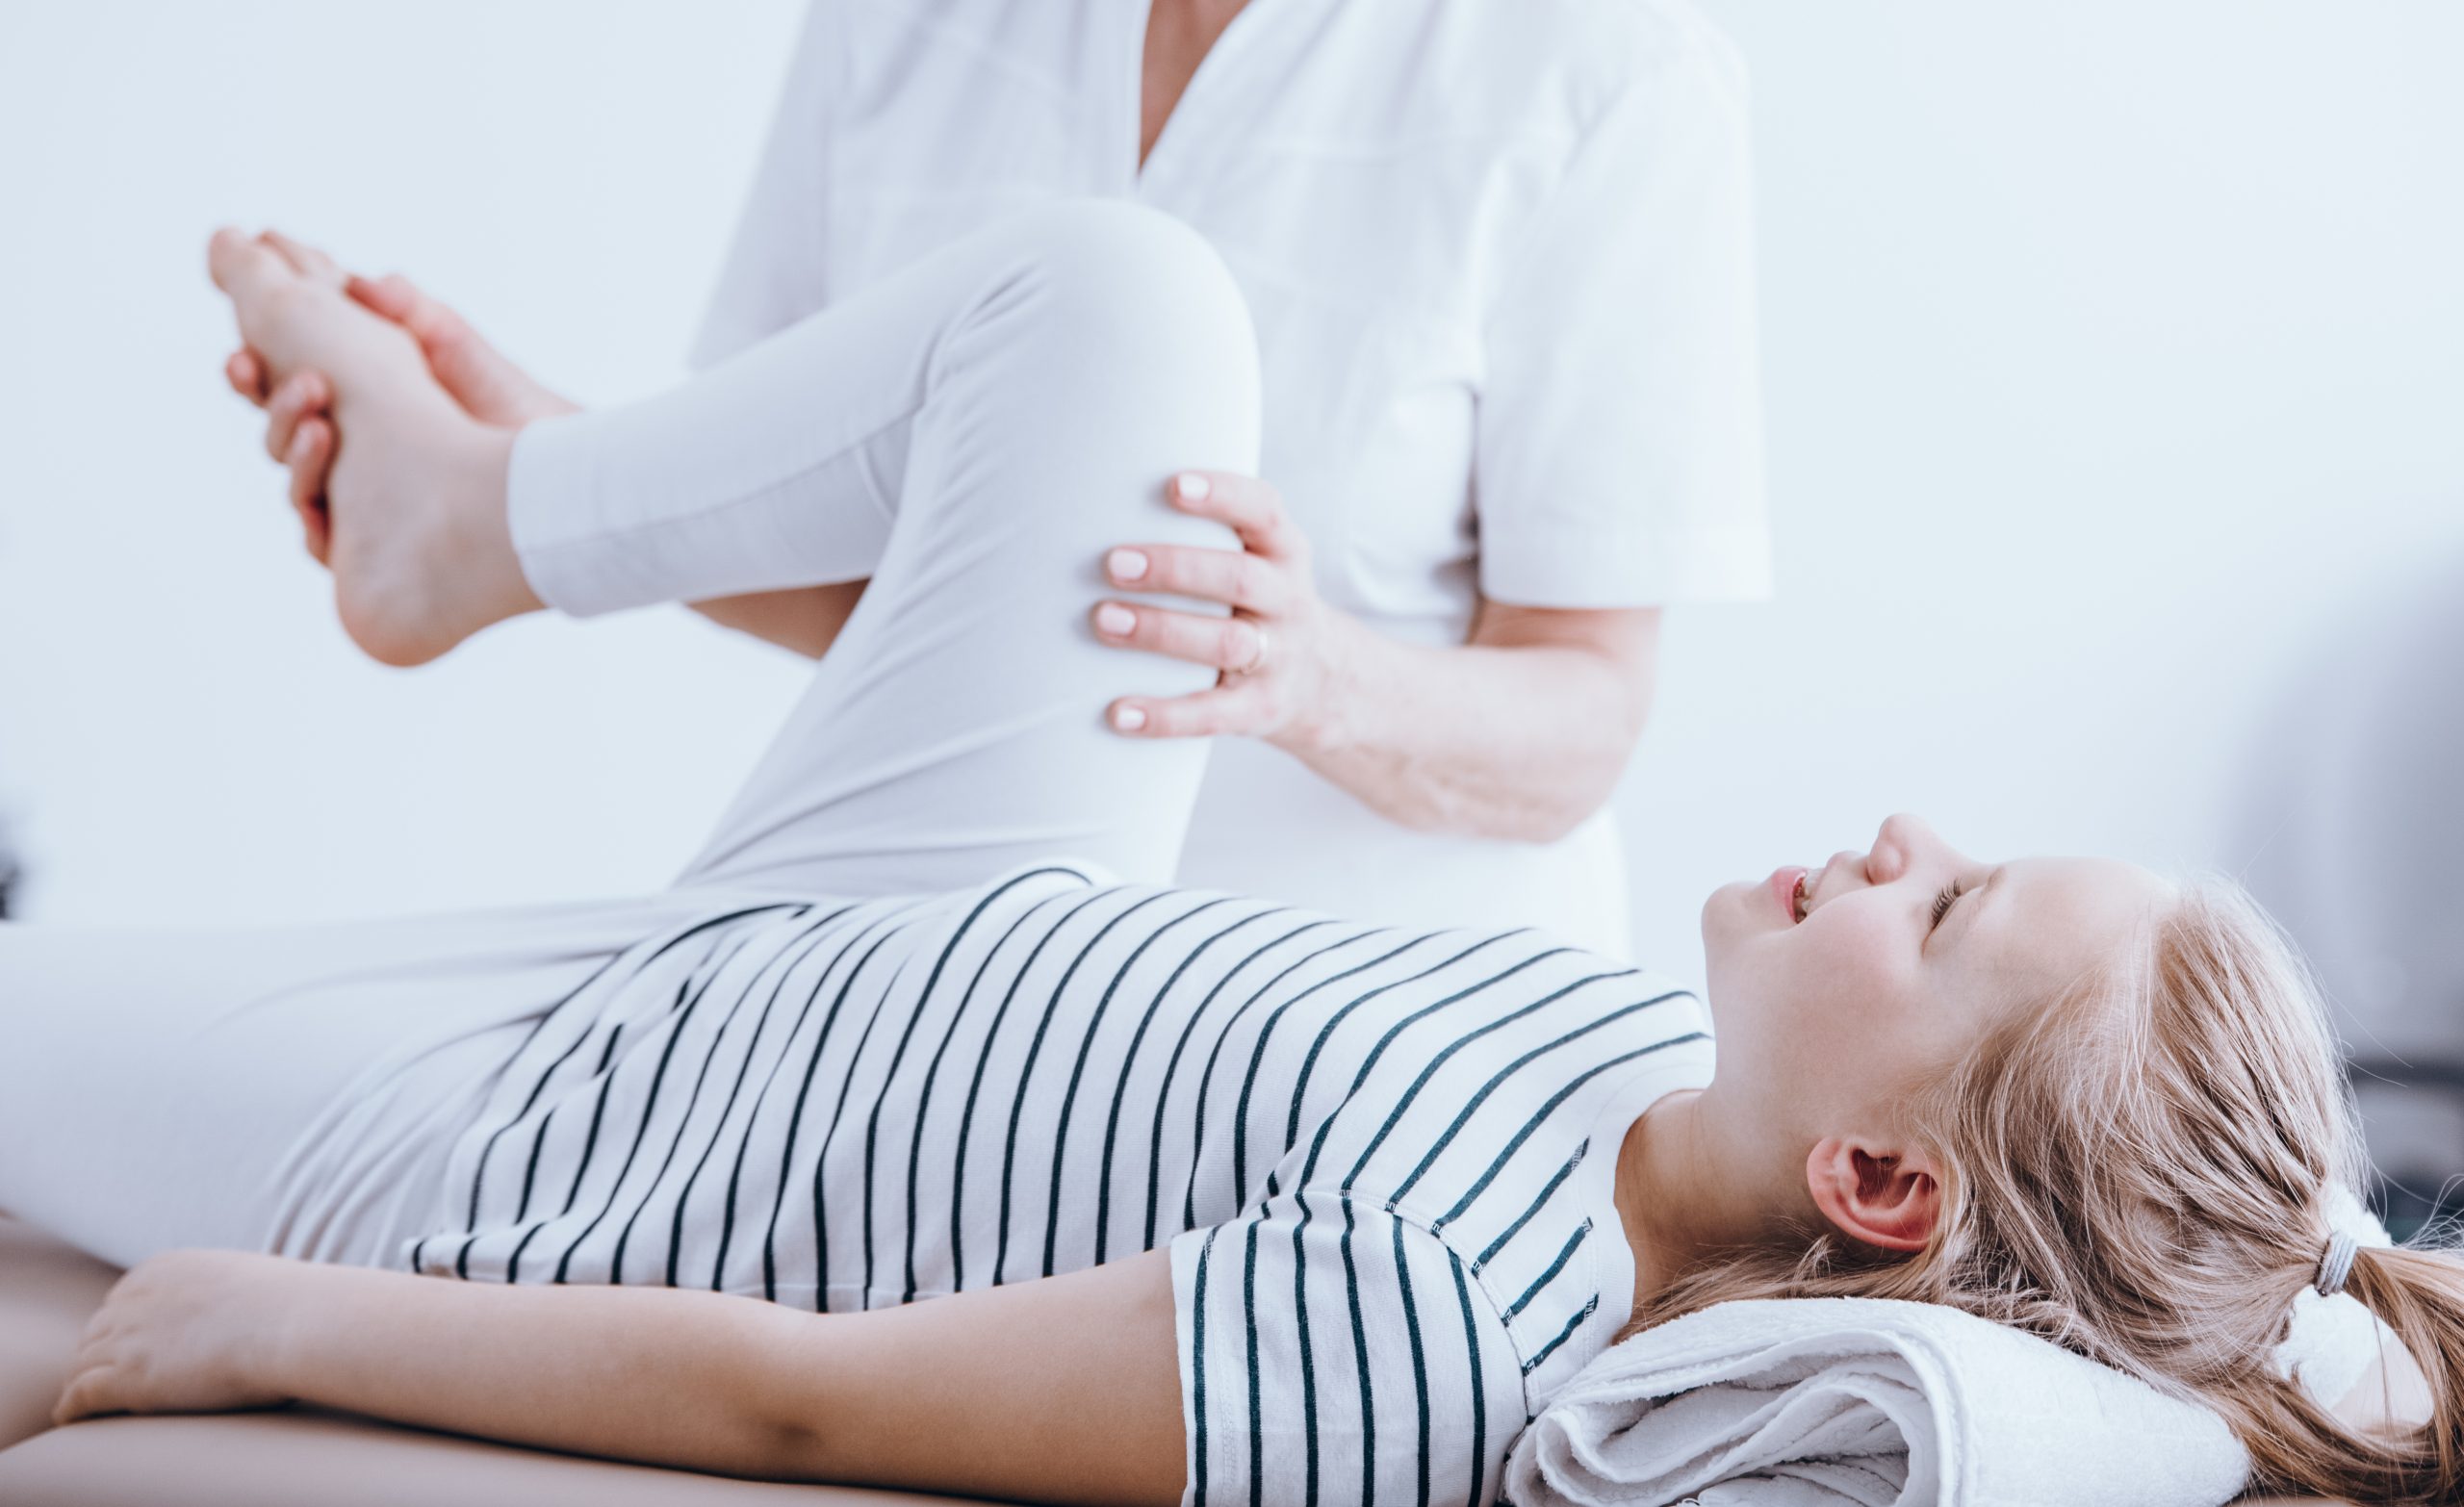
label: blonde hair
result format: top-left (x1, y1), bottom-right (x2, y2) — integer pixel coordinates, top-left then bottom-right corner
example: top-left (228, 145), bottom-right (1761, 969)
top-left (1623, 881), bottom-right (2464, 1502)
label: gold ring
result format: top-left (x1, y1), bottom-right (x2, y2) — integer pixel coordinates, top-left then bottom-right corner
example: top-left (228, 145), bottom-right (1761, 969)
top-left (1241, 626), bottom-right (1271, 676)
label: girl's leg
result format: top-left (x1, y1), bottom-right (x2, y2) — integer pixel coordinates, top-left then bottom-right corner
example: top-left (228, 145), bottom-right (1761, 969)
top-left (0, 895), bottom-right (718, 1270)
top-left (0, 202), bottom-right (1261, 1269)
top-left (507, 199), bottom-right (1264, 896)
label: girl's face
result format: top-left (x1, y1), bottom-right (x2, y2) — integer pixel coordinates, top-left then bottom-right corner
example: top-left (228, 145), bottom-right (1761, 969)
top-left (1699, 813), bottom-right (2173, 1149)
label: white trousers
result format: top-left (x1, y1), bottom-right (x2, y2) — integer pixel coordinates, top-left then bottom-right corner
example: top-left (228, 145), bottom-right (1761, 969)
top-left (0, 200), bottom-right (1262, 1270)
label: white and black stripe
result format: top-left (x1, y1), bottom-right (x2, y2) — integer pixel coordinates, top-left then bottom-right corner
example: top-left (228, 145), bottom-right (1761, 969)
top-left (421, 864), bottom-right (1714, 1507)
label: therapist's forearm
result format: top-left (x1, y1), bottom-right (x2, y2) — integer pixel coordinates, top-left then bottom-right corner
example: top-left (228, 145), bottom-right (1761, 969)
top-left (689, 580), bottom-right (867, 658)
top-left (1277, 611), bottom-right (1654, 844)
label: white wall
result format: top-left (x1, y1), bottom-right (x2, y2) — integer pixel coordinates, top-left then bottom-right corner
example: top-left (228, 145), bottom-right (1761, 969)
top-left (3, 4), bottom-right (2459, 1065)
top-left (1628, 2), bottom-right (2464, 1043)
top-left (0, 1), bottom-right (815, 921)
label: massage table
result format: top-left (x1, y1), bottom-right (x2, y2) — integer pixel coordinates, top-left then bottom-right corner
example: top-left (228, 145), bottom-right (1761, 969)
top-left (0, 1215), bottom-right (2349, 1505)
top-left (0, 1216), bottom-right (972, 1505)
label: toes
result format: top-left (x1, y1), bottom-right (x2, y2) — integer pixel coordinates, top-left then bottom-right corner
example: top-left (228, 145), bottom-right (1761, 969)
top-left (256, 230), bottom-right (307, 274)
top-left (260, 229), bottom-right (346, 290)
top-left (207, 227), bottom-right (268, 295)
top-left (210, 230), bottom-right (341, 363)
top-left (207, 227), bottom-right (295, 306)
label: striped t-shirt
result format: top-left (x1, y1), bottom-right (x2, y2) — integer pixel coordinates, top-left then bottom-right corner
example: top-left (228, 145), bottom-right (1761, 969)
top-left (416, 863), bottom-right (1715, 1507)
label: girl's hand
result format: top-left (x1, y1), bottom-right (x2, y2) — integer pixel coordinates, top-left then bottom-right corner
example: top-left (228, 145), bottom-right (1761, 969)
top-left (52, 1250), bottom-right (303, 1424)
top-left (1092, 470), bottom-right (1357, 751)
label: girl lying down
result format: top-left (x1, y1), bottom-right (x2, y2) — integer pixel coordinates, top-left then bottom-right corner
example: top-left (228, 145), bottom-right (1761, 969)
top-left (3, 202), bottom-right (2457, 1507)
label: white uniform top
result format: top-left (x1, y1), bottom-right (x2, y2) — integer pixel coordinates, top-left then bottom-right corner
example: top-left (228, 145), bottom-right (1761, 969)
top-left (693, 0), bottom-right (1771, 957)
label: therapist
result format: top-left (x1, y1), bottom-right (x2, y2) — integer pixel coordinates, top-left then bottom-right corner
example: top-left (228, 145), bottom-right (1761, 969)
top-left (237, 0), bottom-right (1768, 957)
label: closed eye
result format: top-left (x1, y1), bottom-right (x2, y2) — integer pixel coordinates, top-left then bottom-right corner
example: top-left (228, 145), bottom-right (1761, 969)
top-left (1928, 880), bottom-right (1966, 931)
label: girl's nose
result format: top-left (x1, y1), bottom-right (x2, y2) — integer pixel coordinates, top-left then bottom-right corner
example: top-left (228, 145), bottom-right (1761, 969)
top-left (1876, 812), bottom-right (1939, 860)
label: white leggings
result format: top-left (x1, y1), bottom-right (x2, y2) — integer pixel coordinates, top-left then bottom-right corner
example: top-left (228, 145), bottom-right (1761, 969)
top-left (0, 200), bottom-right (1262, 1270)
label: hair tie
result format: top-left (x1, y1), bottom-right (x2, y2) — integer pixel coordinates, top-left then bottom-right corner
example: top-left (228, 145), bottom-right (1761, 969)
top-left (2313, 1230), bottom-right (2358, 1297)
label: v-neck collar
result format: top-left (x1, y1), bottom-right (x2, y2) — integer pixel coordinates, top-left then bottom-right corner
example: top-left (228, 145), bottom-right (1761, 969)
top-left (1125, 0), bottom-right (1285, 199)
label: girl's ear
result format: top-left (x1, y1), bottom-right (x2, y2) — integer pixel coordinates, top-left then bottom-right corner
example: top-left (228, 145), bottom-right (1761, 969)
top-left (1805, 1136), bottom-right (1939, 1253)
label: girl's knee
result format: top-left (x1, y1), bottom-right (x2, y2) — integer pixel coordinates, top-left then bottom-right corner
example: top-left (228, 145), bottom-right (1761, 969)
top-left (917, 200), bottom-right (1260, 554)
top-left (1015, 201), bottom-right (1250, 326)
top-left (1001, 200), bottom-right (1261, 436)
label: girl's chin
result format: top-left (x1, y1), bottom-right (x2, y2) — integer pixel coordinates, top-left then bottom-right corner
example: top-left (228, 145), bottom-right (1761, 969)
top-left (1698, 881), bottom-right (1735, 937)
top-left (1699, 880), bottom-right (1757, 951)
top-left (1704, 878), bottom-right (1777, 929)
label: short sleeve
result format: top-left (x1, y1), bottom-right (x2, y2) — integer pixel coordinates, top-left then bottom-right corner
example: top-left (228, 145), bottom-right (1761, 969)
top-left (688, 0), bottom-right (835, 370)
top-left (1474, 19), bottom-right (1771, 608)
top-left (1169, 1194), bottom-right (1527, 1507)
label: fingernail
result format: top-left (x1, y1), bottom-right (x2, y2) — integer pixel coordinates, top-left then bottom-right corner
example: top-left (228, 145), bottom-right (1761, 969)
top-left (1108, 548), bottom-right (1148, 582)
top-left (1096, 603), bottom-right (1136, 636)
top-left (1112, 704), bottom-right (1147, 731)
top-left (1174, 473), bottom-right (1210, 504)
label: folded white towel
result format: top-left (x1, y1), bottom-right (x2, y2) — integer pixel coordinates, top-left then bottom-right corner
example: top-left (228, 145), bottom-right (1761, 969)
top-left (1502, 1174), bottom-right (2399, 1506)
top-left (1500, 1295), bottom-right (2250, 1507)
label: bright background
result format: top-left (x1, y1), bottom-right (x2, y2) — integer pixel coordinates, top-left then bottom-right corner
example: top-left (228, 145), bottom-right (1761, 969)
top-left (4, 5), bottom-right (2460, 1188)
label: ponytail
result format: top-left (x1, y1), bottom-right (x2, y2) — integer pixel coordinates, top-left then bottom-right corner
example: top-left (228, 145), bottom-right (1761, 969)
top-left (1624, 880), bottom-right (2464, 1506)
top-left (2233, 1243), bottom-right (2464, 1504)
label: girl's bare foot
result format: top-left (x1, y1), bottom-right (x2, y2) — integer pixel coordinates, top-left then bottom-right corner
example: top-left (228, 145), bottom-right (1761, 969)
top-left (206, 227), bottom-right (544, 667)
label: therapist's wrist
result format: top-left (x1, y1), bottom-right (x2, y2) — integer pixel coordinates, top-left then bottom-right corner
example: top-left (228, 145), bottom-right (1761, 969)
top-left (1268, 606), bottom-right (1373, 760)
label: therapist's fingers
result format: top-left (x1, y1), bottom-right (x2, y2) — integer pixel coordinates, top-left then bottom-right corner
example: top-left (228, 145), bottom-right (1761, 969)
top-left (226, 348), bottom-right (270, 406)
top-left (1165, 471), bottom-right (1305, 562)
top-left (1106, 682), bottom-right (1267, 739)
top-left (263, 370), bottom-right (331, 463)
top-left (258, 228), bottom-right (346, 290)
top-left (1103, 543), bottom-right (1288, 616)
top-left (288, 418), bottom-right (335, 566)
top-left (1091, 600), bottom-right (1266, 672)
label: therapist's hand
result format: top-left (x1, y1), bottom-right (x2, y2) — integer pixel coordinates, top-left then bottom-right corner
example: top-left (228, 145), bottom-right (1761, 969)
top-left (1091, 470), bottom-right (1360, 751)
top-left (224, 253), bottom-right (578, 563)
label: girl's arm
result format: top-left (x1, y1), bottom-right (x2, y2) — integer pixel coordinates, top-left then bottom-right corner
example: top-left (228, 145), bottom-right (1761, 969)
top-left (54, 1246), bottom-right (1186, 1507)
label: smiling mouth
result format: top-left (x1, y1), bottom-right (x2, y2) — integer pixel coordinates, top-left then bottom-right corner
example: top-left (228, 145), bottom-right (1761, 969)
top-left (1768, 864), bottom-right (1812, 924)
